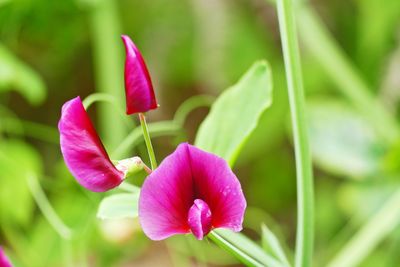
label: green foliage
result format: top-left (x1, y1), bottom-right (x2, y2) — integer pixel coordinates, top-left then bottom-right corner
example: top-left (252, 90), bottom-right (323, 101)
top-left (209, 229), bottom-right (285, 267)
top-left (97, 193), bottom-right (139, 220)
top-left (0, 44), bottom-right (46, 105)
top-left (307, 100), bottom-right (385, 179)
top-left (261, 224), bottom-right (291, 266)
top-left (195, 60), bottom-right (273, 166)
top-left (195, 61), bottom-right (277, 266)
top-left (0, 140), bottom-right (41, 225)
top-left (0, 0), bottom-right (400, 266)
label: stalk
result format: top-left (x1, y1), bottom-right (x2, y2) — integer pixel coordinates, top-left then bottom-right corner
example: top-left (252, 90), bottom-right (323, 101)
top-left (88, 0), bottom-right (126, 149)
top-left (327, 189), bottom-right (400, 267)
top-left (138, 113), bottom-right (158, 169)
top-left (276, 0), bottom-right (314, 266)
top-left (27, 174), bottom-right (72, 240)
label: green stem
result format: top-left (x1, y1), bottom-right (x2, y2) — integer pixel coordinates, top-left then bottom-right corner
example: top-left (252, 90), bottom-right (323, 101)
top-left (88, 0), bottom-right (126, 149)
top-left (82, 93), bottom-right (134, 130)
top-left (173, 95), bottom-right (215, 126)
top-left (296, 7), bottom-right (400, 142)
top-left (208, 232), bottom-right (264, 267)
top-left (327, 189), bottom-right (400, 267)
top-left (2, 118), bottom-right (59, 144)
top-left (208, 230), bottom-right (286, 267)
top-left (139, 113), bottom-right (157, 169)
top-left (27, 174), bottom-right (73, 240)
top-left (111, 120), bottom-right (181, 159)
top-left (276, 0), bottom-right (314, 267)
top-left (83, 93), bottom-right (118, 110)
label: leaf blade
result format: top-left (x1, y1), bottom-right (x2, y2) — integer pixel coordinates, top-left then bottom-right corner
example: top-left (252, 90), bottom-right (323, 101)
top-left (97, 193), bottom-right (139, 220)
top-left (195, 60), bottom-right (273, 166)
top-left (261, 224), bottom-right (291, 266)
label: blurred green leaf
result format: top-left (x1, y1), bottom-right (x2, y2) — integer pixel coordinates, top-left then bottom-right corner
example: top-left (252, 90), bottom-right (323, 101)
top-left (356, 0), bottom-right (400, 83)
top-left (195, 60), bottom-right (273, 166)
top-left (0, 44), bottom-right (46, 105)
top-left (97, 193), bottom-right (139, 220)
top-left (307, 100), bottom-right (385, 178)
top-left (0, 140), bottom-right (42, 225)
top-left (209, 229), bottom-right (285, 267)
top-left (337, 182), bottom-right (395, 221)
top-left (167, 235), bottom-right (238, 265)
top-left (261, 224), bottom-right (291, 267)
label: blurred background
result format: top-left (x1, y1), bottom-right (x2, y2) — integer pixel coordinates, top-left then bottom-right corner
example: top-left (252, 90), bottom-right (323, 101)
top-left (1, 0), bottom-right (400, 266)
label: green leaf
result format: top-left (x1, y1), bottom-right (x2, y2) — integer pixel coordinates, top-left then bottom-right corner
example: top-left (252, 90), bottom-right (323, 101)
top-left (0, 44), bottom-right (46, 105)
top-left (97, 193), bottom-right (139, 220)
top-left (0, 140), bottom-right (42, 225)
top-left (195, 61), bottom-right (273, 166)
top-left (307, 99), bottom-right (385, 178)
top-left (208, 229), bottom-right (286, 267)
top-left (261, 224), bottom-right (291, 266)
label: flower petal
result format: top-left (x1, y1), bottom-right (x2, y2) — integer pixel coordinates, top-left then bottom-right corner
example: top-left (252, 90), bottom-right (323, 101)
top-left (0, 247), bottom-right (12, 267)
top-left (139, 144), bottom-right (193, 240)
top-left (139, 143), bottom-right (246, 240)
top-left (58, 97), bottom-right (124, 192)
top-left (121, 35), bottom-right (157, 114)
top-left (188, 199), bottom-right (212, 240)
top-left (186, 144), bottom-right (246, 232)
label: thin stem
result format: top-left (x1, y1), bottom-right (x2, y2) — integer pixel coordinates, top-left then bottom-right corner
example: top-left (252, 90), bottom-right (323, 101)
top-left (276, 0), bottom-right (314, 267)
top-left (138, 113), bottom-right (157, 169)
top-left (327, 189), bottom-right (400, 267)
top-left (208, 230), bottom-right (286, 267)
top-left (296, 7), bottom-right (400, 142)
top-left (207, 231), bottom-right (265, 267)
top-left (142, 164), bottom-right (153, 175)
top-left (173, 95), bottom-right (215, 126)
top-left (27, 174), bottom-right (73, 240)
top-left (88, 0), bottom-right (126, 149)
top-left (111, 120), bottom-right (181, 159)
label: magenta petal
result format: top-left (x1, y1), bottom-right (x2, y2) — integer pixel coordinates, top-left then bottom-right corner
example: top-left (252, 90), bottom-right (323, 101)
top-left (58, 97), bottom-right (124, 192)
top-left (121, 35), bottom-right (157, 114)
top-left (0, 247), bottom-right (12, 267)
top-left (188, 199), bottom-right (212, 240)
top-left (139, 143), bottom-right (246, 240)
top-left (139, 144), bottom-right (193, 240)
top-left (187, 144), bottom-right (246, 232)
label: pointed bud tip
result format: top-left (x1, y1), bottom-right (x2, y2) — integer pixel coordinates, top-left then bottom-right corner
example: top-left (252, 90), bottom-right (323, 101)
top-left (121, 35), bottom-right (158, 114)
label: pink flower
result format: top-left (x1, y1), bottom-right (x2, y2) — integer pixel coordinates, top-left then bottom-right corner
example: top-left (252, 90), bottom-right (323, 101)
top-left (139, 143), bottom-right (246, 240)
top-left (0, 247), bottom-right (12, 267)
top-left (58, 97), bottom-right (124, 192)
top-left (121, 35), bottom-right (158, 114)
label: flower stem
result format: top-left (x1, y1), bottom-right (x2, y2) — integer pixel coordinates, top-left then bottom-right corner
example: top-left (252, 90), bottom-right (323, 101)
top-left (276, 0), bottom-right (314, 267)
top-left (327, 189), bottom-right (400, 267)
top-left (111, 120), bottom-right (181, 159)
top-left (138, 113), bottom-right (158, 169)
top-left (208, 231), bottom-right (264, 267)
top-left (27, 174), bottom-right (73, 240)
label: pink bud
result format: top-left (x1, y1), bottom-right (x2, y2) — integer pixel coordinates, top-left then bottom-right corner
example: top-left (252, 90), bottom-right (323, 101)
top-left (121, 35), bottom-right (158, 114)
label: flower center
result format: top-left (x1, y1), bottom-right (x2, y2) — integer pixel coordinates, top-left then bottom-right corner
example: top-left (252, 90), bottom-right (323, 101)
top-left (187, 199), bottom-right (212, 240)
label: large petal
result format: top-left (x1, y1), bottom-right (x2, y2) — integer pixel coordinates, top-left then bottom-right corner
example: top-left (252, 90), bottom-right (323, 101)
top-left (139, 143), bottom-right (246, 241)
top-left (139, 144), bottom-right (194, 240)
top-left (121, 35), bottom-right (157, 114)
top-left (187, 144), bottom-right (246, 232)
top-left (58, 97), bottom-right (124, 192)
top-left (0, 247), bottom-right (12, 267)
